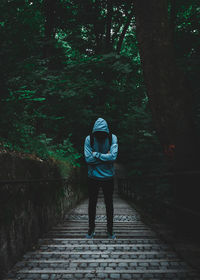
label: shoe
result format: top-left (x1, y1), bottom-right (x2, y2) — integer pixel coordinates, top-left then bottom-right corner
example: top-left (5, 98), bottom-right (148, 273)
top-left (86, 229), bottom-right (95, 239)
top-left (107, 231), bottom-right (116, 239)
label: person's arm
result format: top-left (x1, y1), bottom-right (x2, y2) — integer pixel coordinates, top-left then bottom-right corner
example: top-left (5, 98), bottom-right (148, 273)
top-left (84, 136), bottom-right (102, 165)
top-left (92, 135), bottom-right (118, 162)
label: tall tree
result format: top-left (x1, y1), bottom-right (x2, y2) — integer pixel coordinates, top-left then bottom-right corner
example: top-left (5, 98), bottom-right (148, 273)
top-left (116, 5), bottom-right (134, 54)
top-left (67, 0), bottom-right (135, 54)
top-left (134, 0), bottom-right (199, 171)
top-left (169, 0), bottom-right (178, 43)
top-left (105, 0), bottom-right (113, 52)
top-left (42, 0), bottom-right (58, 57)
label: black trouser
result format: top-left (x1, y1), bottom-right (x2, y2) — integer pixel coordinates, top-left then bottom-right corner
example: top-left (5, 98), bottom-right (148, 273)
top-left (88, 177), bottom-right (114, 233)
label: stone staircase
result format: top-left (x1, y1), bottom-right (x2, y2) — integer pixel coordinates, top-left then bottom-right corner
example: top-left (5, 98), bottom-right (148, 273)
top-left (4, 187), bottom-right (200, 279)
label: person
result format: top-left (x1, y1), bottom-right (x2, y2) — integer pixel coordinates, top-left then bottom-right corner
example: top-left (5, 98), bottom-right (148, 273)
top-left (84, 117), bottom-right (118, 239)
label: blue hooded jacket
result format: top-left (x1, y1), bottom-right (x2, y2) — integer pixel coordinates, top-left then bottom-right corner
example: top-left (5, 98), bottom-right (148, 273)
top-left (84, 118), bottom-right (118, 180)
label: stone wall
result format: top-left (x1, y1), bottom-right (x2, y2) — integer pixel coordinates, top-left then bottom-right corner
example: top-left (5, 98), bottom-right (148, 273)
top-left (0, 152), bottom-right (86, 278)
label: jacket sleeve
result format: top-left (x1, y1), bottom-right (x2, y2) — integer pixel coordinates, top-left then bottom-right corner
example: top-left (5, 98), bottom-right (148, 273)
top-left (84, 136), bottom-right (102, 165)
top-left (93, 134), bottom-right (118, 162)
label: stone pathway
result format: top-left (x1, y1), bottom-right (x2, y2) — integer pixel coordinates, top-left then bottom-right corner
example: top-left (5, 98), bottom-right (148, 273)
top-left (4, 186), bottom-right (200, 280)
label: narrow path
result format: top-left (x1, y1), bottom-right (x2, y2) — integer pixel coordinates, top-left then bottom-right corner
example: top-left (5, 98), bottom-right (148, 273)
top-left (4, 186), bottom-right (200, 280)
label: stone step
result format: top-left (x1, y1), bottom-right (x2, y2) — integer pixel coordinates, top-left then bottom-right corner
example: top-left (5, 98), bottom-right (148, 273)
top-left (77, 207), bottom-right (134, 209)
top-left (20, 258), bottom-right (181, 263)
top-left (51, 224), bottom-right (148, 232)
top-left (63, 221), bottom-right (144, 225)
top-left (12, 269), bottom-right (196, 278)
top-left (49, 229), bottom-right (153, 233)
top-left (38, 238), bottom-right (162, 245)
top-left (22, 251), bottom-right (178, 261)
top-left (65, 218), bottom-right (140, 222)
top-left (16, 268), bottom-right (194, 272)
top-left (72, 205), bottom-right (134, 207)
top-left (65, 215), bottom-right (140, 221)
top-left (38, 243), bottom-right (170, 251)
top-left (72, 205), bottom-right (133, 207)
top-left (52, 226), bottom-right (149, 230)
top-left (71, 212), bottom-right (137, 214)
top-left (13, 260), bottom-right (190, 271)
top-left (45, 233), bottom-right (157, 238)
top-left (65, 219), bottom-right (140, 223)
top-left (5, 272), bottom-right (198, 280)
top-left (4, 187), bottom-right (200, 280)
top-left (24, 251), bottom-right (177, 256)
top-left (90, 205), bottom-right (135, 208)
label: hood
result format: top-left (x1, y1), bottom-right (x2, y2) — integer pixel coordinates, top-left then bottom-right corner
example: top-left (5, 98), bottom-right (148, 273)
top-left (92, 118), bottom-right (109, 134)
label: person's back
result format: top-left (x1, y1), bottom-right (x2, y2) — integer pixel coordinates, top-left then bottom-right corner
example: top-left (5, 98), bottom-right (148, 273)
top-left (84, 118), bottom-right (118, 239)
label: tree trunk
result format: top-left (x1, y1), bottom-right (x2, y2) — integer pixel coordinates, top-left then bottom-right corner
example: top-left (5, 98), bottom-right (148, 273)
top-left (105, 0), bottom-right (113, 53)
top-left (169, 0), bottom-right (177, 44)
top-left (134, 0), bottom-right (199, 171)
top-left (116, 8), bottom-right (134, 54)
top-left (43, 0), bottom-right (56, 59)
top-left (93, 0), bottom-right (105, 54)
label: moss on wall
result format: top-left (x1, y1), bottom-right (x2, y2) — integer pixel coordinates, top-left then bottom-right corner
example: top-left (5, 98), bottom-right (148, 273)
top-left (0, 152), bottom-right (86, 278)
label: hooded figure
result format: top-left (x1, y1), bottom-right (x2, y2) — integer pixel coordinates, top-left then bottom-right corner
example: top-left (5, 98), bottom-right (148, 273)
top-left (84, 117), bottom-right (118, 180)
top-left (84, 118), bottom-right (118, 239)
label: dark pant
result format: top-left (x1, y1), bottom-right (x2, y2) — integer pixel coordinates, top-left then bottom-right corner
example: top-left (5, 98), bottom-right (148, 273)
top-left (88, 177), bottom-right (114, 233)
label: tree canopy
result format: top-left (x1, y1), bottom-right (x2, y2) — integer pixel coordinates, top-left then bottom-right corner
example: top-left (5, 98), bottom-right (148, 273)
top-left (0, 0), bottom-right (199, 175)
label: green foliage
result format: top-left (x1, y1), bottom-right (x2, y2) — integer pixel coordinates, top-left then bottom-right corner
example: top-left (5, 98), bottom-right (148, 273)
top-left (0, 0), bottom-right (199, 179)
top-left (48, 137), bottom-right (82, 167)
top-left (0, 130), bottom-right (80, 158)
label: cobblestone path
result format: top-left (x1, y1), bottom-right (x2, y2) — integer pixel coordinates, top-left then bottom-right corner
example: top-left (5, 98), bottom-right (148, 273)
top-left (4, 187), bottom-right (200, 280)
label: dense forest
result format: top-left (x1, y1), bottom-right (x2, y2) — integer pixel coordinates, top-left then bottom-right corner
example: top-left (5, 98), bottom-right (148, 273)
top-left (0, 0), bottom-right (199, 177)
